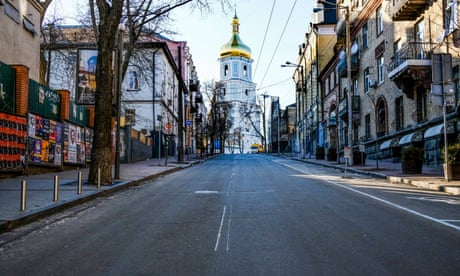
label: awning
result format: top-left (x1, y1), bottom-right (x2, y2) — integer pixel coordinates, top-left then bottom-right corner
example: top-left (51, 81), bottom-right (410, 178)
top-left (380, 138), bottom-right (398, 150)
top-left (399, 133), bottom-right (415, 145)
top-left (380, 139), bottom-right (392, 150)
top-left (399, 131), bottom-right (423, 145)
top-left (424, 124), bottom-right (444, 139)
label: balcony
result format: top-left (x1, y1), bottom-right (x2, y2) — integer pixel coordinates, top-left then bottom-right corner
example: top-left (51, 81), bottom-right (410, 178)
top-left (189, 79), bottom-right (199, 92)
top-left (388, 42), bottom-right (433, 98)
top-left (337, 52), bottom-right (360, 78)
top-left (338, 96), bottom-right (360, 121)
top-left (390, 0), bottom-right (434, 21)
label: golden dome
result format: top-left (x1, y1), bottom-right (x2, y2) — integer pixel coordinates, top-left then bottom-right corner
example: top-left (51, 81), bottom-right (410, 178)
top-left (219, 13), bottom-right (251, 59)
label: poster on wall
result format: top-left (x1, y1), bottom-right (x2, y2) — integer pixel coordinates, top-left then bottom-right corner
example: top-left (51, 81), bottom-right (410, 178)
top-left (76, 48), bottom-right (98, 105)
top-left (63, 122), bottom-right (89, 165)
top-left (0, 113), bottom-right (27, 170)
top-left (85, 127), bottom-right (93, 162)
top-left (27, 113), bottom-right (63, 166)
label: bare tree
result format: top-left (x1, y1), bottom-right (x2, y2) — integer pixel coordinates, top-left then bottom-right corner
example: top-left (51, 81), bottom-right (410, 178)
top-left (86, 0), bottom-right (232, 184)
top-left (40, 0), bottom-right (231, 184)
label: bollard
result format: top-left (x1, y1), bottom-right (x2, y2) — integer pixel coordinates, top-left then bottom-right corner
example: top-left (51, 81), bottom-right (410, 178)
top-left (78, 171), bottom-right (82, 194)
top-left (20, 180), bottom-right (27, 211)
top-left (54, 175), bottom-right (59, 202)
top-left (97, 167), bottom-right (101, 190)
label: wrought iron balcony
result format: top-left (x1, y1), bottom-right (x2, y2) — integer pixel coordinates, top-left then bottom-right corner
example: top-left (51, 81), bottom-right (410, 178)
top-left (390, 0), bottom-right (434, 21)
top-left (189, 79), bottom-right (199, 92)
top-left (338, 96), bottom-right (360, 121)
top-left (337, 52), bottom-right (360, 78)
top-left (388, 42), bottom-right (434, 98)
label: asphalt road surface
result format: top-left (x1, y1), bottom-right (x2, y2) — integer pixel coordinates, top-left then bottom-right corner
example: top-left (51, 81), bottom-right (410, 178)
top-left (1, 154), bottom-right (459, 275)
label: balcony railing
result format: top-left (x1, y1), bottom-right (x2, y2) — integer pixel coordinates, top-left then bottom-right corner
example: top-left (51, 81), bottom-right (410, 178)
top-left (338, 95), bottom-right (360, 119)
top-left (388, 42), bottom-right (434, 72)
top-left (337, 53), bottom-right (360, 77)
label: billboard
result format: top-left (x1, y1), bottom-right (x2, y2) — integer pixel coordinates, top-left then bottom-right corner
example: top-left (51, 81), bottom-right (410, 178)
top-left (76, 49), bottom-right (98, 105)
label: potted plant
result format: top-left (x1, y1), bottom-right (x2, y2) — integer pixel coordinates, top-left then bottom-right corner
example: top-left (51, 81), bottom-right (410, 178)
top-left (401, 145), bottom-right (423, 174)
top-left (327, 147), bottom-right (337, 161)
top-left (353, 149), bottom-right (366, 165)
top-left (316, 146), bottom-right (325, 160)
top-left (442, 143), bottom-right (460, 180)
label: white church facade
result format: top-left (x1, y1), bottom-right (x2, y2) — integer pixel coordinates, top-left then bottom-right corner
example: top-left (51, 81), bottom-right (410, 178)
top-left (217, 14), bottom-right (262, 153)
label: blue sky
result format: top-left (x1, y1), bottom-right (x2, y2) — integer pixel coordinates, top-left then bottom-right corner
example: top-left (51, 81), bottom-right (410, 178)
top-left (46, 0), bottom-right (314, 108)
top-left (170, 0), bottom-right (314, 107)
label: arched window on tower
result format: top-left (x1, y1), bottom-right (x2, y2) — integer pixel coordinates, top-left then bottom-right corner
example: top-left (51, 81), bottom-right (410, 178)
top-left (243, 65), bottom-right (248, 78)
top-left (224, 64), bottom-right (229, 77)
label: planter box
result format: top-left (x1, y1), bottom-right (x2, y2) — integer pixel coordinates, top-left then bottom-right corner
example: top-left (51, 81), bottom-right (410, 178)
top-left (401, 160), bottom-right (422, 174)
top-left (443, 164), bottom-right (460, 180)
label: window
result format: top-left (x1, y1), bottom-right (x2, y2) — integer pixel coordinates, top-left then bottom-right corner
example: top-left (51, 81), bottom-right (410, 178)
top-left (376, 6), bottom-right (383, 35)
top-left (325, 78), bottom-right (329, 94)
top-left (331, 71), bottom-right (335, 87)
top-left (128, 70), bottom-right (140, 90)
top-left (224, 64), bottom-right (229, 77)
top-left (353, 79), bottom-right (358, 95)
top-left (415, 19), bottom-right (425, 58)
top-left (376, 100), bottom-right (386, 137)
top-left (243, 65), bottom-right (248, 78)
top-left (232, 62), bottom-right (238, 77)
top-left (395, 96), bottom-right (404, 131)
top-left (125, 109), bottom-right (136, 125)
top-left (454, 65), bottom-right (460, 105)
top-left (365, 114), bottom-right (371, 139)
top-left (416, 86), bottom-right (427, 122)
top-left (377, 57), bottom-right (385, 84)
top-left (362, 22), bottom-right (368, 49)
top-left (5, 1), bottom-right (20, 24)
top-left (364, 67), bottom-right (370, 93)
top-left (394, 39), bottom-right (403, 66)
top-left (329, 75), bottom-right (334, 90)
top-left (445, 0), bottom-right (458, 35)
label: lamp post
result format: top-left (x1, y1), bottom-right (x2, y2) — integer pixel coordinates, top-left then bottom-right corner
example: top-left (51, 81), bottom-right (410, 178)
top-left (281, 61), bottom-right (306, 158)
top-left (315, 1), bottom-right (353, 165)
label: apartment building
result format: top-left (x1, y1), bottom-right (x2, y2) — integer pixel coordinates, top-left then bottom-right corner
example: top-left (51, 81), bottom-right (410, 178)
top-left (306, 0), bottom-right (460, 168)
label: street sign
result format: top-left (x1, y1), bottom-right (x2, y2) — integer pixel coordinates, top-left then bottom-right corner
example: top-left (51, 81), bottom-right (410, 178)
top-left (186, 120), bottom-right (191, 126)
top-left (344, 146), bottom-right (351, 158)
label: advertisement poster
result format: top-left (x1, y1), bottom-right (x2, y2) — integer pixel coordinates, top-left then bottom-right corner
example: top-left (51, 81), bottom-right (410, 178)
top-left (85, 127), bottom-right (93, 162)
top-left (76, 49), bottom-right (98, 105)
top-left (27, 113), bottom-right (63, 166)
top-left (63, 122), bottom-right (90, 165)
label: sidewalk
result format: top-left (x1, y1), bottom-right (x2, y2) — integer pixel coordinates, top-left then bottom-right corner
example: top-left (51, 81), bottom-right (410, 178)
top-left (0, 154), bottom-right (210, 233)
top-left (1, 153), bottom-right (459, 234)
top-left (289, 154), bottom-right (460, 196)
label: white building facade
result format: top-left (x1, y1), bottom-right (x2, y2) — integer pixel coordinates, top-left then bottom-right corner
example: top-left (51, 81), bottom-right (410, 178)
top-left (217, 14), bottom-right (261, 153)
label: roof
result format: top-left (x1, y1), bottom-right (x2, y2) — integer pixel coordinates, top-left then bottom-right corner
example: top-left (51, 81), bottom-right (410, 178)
top-left (219, 13), bottom-right (251, 59)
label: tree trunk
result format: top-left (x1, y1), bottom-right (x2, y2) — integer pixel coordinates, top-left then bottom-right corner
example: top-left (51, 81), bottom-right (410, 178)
top-left (87, 1), bottom-right (123, 185)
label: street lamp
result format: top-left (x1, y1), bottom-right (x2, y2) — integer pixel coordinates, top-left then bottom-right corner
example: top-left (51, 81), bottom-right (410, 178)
top-left (314, 0), bottom-right (353, 166)
top-left (281, 61), bottom-right (306, 158)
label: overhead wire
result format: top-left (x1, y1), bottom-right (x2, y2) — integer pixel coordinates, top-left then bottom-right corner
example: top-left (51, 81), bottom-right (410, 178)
top-left (252, 0), bottom-right (276, 80)
top-left (258, 0), bottom-right (298, 89)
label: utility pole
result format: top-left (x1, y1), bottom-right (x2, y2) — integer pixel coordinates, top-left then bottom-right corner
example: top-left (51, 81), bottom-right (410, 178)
top-left (177, 46), bottom-right (184, 162)
top-left (262, 93), bottom-right (270, 152)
